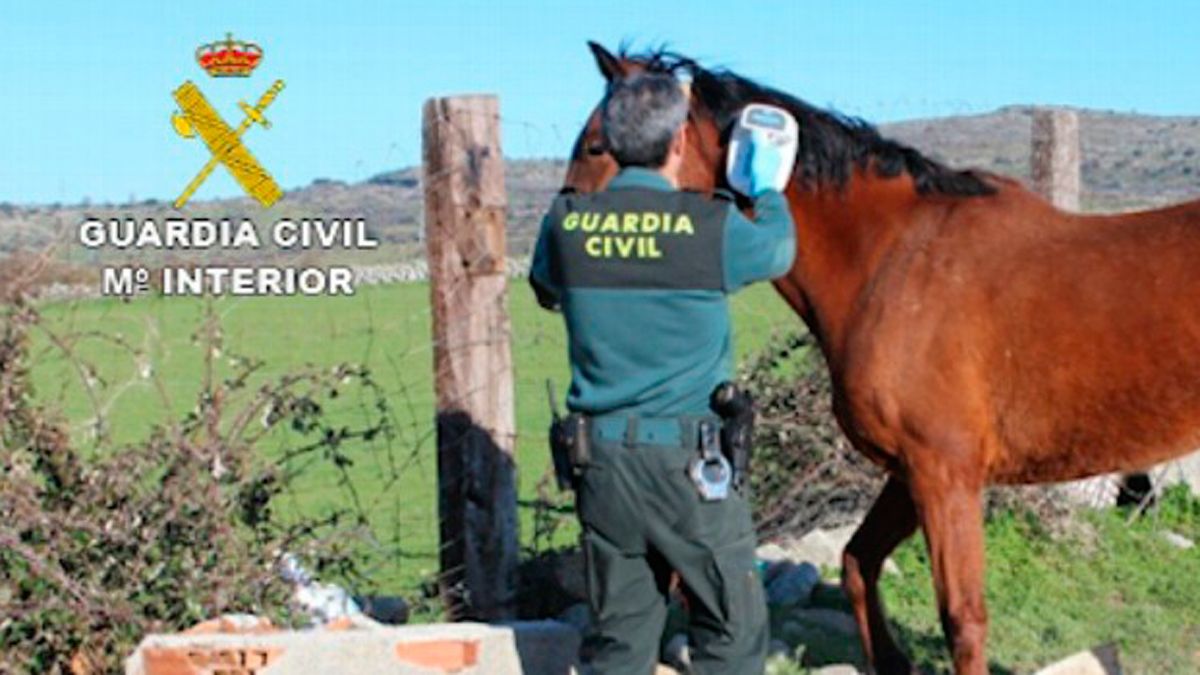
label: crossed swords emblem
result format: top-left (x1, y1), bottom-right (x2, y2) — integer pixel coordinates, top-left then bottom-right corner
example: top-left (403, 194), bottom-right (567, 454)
top-left (170, 79), bottom-right (285, 209)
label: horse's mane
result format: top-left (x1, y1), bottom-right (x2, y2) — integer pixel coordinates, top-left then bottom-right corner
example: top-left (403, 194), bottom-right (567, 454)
top-left (622, 47), bottom-right (996, 197)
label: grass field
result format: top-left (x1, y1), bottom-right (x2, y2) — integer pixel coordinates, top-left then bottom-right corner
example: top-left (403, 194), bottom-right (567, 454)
top-left (29, 281), bottom-right (797, 595)
top-left (881, 491), bottom-right (1200, 673)
top-left (27, 282), bottom-right (1200, 672)
top-left (766, 489), bottom-right (1200, 673)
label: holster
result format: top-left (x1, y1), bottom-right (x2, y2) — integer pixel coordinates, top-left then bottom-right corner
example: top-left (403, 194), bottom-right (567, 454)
top-left (710, 382), bottom-right (755, 493)
top-left (549, 412), bottom-right (590, 491)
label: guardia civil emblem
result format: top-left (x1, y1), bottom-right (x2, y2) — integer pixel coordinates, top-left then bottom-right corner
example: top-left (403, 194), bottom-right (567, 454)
top-left (170, 33), bottom-right (285, 209)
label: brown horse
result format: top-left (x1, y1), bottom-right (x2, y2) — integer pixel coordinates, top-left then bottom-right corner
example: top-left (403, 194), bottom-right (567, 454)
top-left (563, 43), bottom-right (1200, 674)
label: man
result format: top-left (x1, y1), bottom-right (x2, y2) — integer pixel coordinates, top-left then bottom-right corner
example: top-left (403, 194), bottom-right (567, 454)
top-left (530, 72), bottom-right (796, 675)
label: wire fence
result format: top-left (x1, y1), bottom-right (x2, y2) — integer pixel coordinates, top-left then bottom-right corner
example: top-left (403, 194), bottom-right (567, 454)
top-left (0, 108), bottom-right (589, 626)
top-left (2, 102), bottom-right (1200, 632)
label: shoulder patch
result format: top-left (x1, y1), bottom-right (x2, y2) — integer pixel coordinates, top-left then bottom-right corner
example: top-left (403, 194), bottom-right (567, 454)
top-left (548, 187), bottom-right (726, 291)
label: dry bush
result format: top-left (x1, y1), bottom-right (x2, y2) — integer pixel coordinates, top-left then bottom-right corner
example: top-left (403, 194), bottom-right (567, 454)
top-left (0, 250), bottom-right (96, 300)
top-left (740, 332), bottom-right (886, 540)
top-left (0, 292), bottom-right (392, 673)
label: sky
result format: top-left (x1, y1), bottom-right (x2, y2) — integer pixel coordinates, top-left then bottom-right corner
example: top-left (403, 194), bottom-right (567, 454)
top-left (1, 0), bottom-right (1198, 205)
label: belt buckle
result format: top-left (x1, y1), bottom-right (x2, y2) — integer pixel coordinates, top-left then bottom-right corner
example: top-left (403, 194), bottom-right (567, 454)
top-left (623, 416), bottom-right (639, 448)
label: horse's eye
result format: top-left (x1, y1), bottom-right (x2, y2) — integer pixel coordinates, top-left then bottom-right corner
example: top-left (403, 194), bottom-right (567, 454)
top-left (586, 141), bottom-right (607, 156)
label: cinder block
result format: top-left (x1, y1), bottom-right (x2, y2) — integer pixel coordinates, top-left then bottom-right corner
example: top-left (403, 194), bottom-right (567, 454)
top-left (126, 620), bottom-right (581, 675)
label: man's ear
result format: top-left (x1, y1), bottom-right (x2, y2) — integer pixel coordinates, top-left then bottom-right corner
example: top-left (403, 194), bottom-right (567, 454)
top-left (672, 124), bottom-right (688, 157)
top-left (588, 41), bottom-right (625, 82)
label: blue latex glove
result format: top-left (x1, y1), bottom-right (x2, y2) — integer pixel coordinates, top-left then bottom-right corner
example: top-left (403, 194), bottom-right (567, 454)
top-left (747, 128), bottom-right (782, 197)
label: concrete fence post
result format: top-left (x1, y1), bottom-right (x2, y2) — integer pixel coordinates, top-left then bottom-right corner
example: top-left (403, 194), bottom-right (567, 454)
top-left (1031, 108), bottom-right (1081, 211)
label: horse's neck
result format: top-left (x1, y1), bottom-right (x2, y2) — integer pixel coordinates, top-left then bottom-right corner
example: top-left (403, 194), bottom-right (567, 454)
top-left (783, 172), bottom-right (925, 369)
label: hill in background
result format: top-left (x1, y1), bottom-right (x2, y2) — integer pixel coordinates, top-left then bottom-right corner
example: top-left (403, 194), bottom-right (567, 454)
top-left (2, 106), bottom-right (1198, 267)
top-left (885, 105), bottom-right (1200, 211)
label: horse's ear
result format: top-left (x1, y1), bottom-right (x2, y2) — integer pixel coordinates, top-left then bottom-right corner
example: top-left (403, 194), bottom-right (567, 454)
top-left (588, 41), bottom-right (625, 82)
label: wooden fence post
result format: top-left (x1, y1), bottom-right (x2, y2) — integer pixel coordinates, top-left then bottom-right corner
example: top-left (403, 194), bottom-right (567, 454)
top-left (422, 94), bottom-right (517, 621)
top-left (1031, 108), bottom-right (1081, 211)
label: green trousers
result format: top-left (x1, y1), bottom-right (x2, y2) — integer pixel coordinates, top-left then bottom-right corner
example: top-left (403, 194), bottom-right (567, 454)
top-left (575, 435), bottom-right (768, 675)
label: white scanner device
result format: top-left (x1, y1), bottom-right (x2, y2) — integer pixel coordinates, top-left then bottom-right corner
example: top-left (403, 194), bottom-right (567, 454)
top-left (725, 103), bottom-right (799, 197)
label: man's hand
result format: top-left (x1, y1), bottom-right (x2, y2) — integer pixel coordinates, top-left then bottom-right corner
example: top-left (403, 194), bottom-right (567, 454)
top-left (747, 129), bottom-right (783, 197)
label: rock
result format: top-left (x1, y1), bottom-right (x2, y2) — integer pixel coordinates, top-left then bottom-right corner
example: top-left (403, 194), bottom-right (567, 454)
top-left (755, 542), bottom-right (790, 562)
top-left (354, 595), bottom-right (409, 625)
top-left (507, 620), bottom-right (584, 675)
top-left (791, 608), bottom-right (859, 637)
top-left (1059, 474), bottom-right (1122, 509)
top-left (767, 638), bottom-right (791, 658)
top-left (1161, 530), bottom-right (1195, 550)
top-left (182, 614), bottom-right (276, 635)
top-left (556, 602), bottom-right (592, 636)
top-left (761, 560), bottom-right (788, 587)
top-left (785, 526), bottom-right (857, 571)
top-left (810, 666), bottom-right (861, 675)
top-left (780, 608), bottom-right (860, 650)
top-left (807, 580), bottom-right (850, 609)
top-left (757, 544), bottom-right (794, 587)
top-left (776, 525), bottom-right (901, 576)
top-left (554, 549), bottom-right (587, 601)
top-left (662, 632), bottom-right (690, 670)
top-left (766, 561), bottom-right (820, 606)
top-left (1033, 643), bottom-right (1122, 675)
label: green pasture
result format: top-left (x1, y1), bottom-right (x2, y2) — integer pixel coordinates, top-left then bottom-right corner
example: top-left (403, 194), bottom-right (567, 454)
top-left (770, 489), bottom-right (1200, 674)
top-left (29, 281), bottom-right (797, 594)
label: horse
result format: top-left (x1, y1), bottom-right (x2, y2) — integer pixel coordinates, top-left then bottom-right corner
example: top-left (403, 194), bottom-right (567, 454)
top-left (562, 42), bottom-right (1200, 674)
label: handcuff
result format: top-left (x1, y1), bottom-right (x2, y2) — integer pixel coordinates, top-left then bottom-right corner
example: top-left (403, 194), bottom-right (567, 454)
top-left (688, 419), bottom-right (732, 501)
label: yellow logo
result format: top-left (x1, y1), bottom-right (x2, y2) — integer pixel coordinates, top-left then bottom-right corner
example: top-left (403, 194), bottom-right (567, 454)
top-left (171, 34), bottom-right (284, 209)
top-left (562, 210), bottom-right (695, 259)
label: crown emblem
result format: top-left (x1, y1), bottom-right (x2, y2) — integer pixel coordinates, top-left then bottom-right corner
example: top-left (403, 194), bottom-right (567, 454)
top-left (195, 33), bottom-right (263, 77)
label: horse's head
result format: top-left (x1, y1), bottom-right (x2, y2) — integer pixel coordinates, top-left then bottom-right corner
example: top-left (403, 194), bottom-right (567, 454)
top-left (563, 42), bottom-right (729, 195)
top-left (561, 43), bottom-right (1000, 348)
top-left (565, 42), bottom-right (998, 203)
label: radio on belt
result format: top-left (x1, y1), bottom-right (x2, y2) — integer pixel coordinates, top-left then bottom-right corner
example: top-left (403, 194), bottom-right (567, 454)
top-left (725, 103), bottom-right (799, 197)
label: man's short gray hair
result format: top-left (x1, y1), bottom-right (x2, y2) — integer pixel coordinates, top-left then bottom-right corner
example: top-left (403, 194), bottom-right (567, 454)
top-left (601, 73), bottom-right (688, 168)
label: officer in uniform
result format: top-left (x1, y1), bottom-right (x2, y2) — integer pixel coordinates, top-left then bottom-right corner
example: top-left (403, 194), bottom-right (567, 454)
top-left (530, 72), bottom-right (796, 675)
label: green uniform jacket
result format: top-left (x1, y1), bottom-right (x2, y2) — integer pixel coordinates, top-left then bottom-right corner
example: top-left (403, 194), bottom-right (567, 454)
top-left (530, 167), bottom-right (796, 417)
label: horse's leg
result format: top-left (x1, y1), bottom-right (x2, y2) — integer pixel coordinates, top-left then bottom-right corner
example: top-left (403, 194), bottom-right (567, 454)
top-left (911, 473), bottom-right (989, 675)
top-left (843, 475), bottom-right (919, 674)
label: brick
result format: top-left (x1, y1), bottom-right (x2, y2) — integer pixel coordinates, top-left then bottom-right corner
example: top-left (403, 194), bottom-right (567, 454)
top-left (139, 646), bottom-right (283, 675)
top-left (394, 639), bottom-right (479, 670)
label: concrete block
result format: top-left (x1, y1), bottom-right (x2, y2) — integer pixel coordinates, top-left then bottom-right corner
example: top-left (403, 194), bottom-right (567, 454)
top-left (126, 620), bottom-right (581, 675)
top-left (1160, 450), bottom-right (1200, 497)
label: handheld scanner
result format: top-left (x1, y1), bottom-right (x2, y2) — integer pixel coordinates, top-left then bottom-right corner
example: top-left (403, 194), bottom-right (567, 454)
top-left (725, 103), bottom-right (799, 197)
